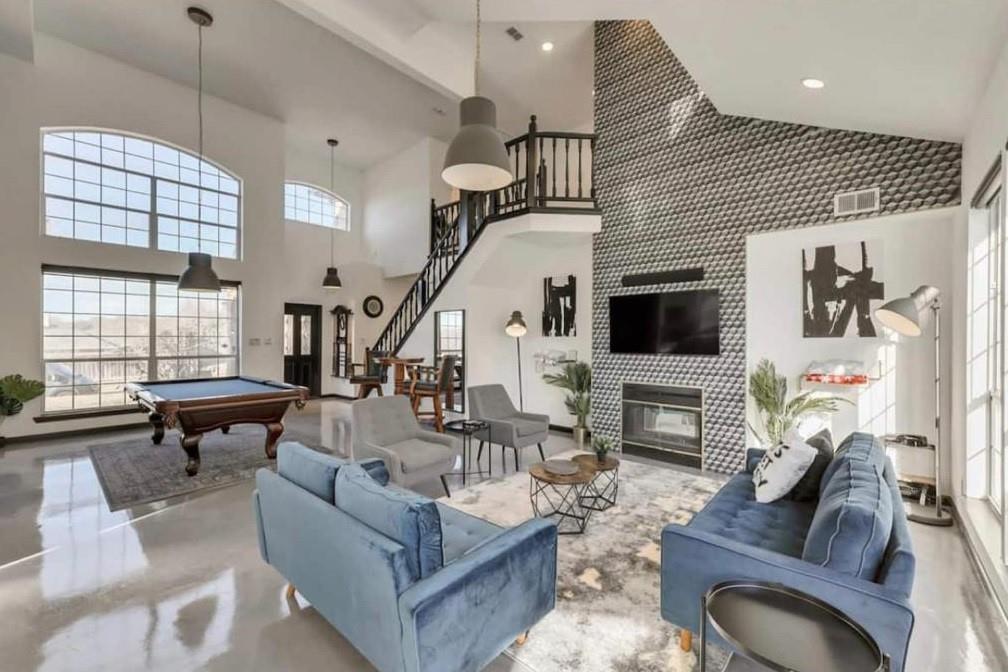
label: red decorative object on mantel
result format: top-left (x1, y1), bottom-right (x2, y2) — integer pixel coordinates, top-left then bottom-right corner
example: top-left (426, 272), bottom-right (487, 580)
top-left (802, 372), bottom-right (870, 386)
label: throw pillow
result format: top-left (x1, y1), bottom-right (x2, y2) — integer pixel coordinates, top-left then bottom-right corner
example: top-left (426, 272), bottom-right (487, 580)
top-left (752, 430), bottom-right (818, 503)
top-left (334, 463), bottom-right (443, 580)
top-left (788, 428), bottom-right (835, 501)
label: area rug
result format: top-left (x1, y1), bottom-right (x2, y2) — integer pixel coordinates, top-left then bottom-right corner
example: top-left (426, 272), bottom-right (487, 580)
top-left (440, 452), bottom-right (726, 672)
top-left (89, 425), bottom-right (326, 511)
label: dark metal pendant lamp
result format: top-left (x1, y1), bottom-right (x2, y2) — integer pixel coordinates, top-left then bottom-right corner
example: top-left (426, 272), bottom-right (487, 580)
top-left (441, 0), bottom-right (513, 192)
top-left (178, 7), bottom-right (221, 293)
top-left (323, 138), bottom-right (342, 290)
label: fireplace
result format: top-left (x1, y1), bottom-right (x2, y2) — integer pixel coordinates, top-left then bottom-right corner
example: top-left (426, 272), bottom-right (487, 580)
top-left (621, 382), bottom-right (703, 468)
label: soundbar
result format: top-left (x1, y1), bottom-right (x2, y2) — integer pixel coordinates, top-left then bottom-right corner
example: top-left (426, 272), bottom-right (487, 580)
top-left (621, 267), bottom-right (705, 287)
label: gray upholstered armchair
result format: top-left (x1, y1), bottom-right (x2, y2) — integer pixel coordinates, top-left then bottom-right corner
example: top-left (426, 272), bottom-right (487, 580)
top-left (351, 395), bottom-right (456, 496)
top-left (468, 384), bottom-right (548, 472)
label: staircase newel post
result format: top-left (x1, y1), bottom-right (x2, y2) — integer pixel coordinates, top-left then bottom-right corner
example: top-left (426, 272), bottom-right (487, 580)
top-left (458, 189), bottom-right (472, 252)
top-left (525, 115), bottom-right (537, 210)
top-left (429, 198), bottom-right (437, 255)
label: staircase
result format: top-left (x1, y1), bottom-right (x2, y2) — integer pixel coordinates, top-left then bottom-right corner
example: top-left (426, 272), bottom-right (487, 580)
top-left (373, 115), bottom-right (598, 355)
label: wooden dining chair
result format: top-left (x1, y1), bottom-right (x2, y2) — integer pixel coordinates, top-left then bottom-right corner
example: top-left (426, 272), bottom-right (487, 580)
top-left (349, 349), bottom-right (388, 399)
top-left (409, 355), bottom-right (457, 432)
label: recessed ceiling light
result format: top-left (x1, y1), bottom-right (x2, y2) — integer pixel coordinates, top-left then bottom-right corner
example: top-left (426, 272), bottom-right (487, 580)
top-left (541, 41), bottom-right (554, 52)
top-left (801, 78), bottom-right (825, 90)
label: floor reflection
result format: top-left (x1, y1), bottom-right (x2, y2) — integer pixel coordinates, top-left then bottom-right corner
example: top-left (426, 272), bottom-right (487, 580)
top-left (39, 569), bottom-right (235, 672)
top-left (38, 456), bottom-right (148, 600)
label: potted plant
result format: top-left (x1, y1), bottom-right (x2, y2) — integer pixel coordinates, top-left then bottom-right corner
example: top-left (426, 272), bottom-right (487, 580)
top-left (543, 361), bottom-right (591, 448)
top-left (592, 435), bottom-right (613, 463)
top-left (748, 358), bottom-right (848, 446)
top-left (0, 374), bottom-right (45, 443)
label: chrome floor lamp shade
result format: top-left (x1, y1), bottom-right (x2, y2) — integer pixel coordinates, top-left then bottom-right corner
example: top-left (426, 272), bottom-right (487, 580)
top-left (875, 285), bottom-right (952, 526)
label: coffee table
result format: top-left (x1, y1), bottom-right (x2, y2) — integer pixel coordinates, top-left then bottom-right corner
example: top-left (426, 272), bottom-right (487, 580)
top-left (529, 460), bottom-right (594, 534)
top-left (572, 454), bottom-right (620, 511)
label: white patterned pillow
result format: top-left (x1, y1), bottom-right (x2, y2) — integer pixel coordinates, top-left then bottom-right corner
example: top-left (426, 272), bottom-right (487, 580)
top-left (752, 430), bottom-right (818, 503)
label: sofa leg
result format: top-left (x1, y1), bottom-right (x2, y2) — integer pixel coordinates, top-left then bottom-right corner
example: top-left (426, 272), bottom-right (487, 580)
top-left (286, 583), bottom-right (297, 599)
top-left (515, 631), bottom-right (529, 646)
top-left (679, 630), bottom-right (692, 652)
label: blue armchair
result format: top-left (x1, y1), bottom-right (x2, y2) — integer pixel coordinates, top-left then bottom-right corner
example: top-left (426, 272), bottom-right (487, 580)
top-left (253, 442), bottom-right (558, 672)
top-left (661, 433), bottom-right (916, 671)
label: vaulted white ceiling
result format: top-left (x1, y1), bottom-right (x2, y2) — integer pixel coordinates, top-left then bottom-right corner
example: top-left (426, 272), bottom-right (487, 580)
top-left (4, 0), bottom-right (1007, 172)
top-left (284, 0), bottom-right (1008, 143)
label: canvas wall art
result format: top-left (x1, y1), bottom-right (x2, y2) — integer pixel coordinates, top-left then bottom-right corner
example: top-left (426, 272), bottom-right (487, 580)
top-left (802, 240), bottom-right (884, 338)
top-left (543, 275), bottom-right (576, 337)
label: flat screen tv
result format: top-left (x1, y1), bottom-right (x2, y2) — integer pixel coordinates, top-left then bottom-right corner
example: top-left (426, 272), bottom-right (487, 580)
top-left (609, 290), bottom-right (720, 355)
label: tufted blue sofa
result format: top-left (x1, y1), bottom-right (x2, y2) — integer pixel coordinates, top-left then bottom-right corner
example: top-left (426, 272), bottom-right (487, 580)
top-left (661, 432), bottom-right (916, 671)
top-left (254, 442), bottom-right (558, 672)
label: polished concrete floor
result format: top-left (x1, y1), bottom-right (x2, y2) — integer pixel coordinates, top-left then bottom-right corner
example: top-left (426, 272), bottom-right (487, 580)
top-left (0, 399), bottom-right (1006, 671)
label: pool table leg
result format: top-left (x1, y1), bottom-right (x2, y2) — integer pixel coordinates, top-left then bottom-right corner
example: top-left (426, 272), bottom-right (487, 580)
top-left (181, 433), bottom-right (202, 477)
top-left (149, 413), bottom-right (165, 445)
top-left (264, 422), bottom-right (284, 459)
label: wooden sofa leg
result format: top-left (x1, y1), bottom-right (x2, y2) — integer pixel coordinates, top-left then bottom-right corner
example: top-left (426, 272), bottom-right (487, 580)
top-left (286, 583), bottom-right (297, 599)
top-left (679, 630), bottom-right (692, 652)
top-left (515, 631), bottom-right (529, 646)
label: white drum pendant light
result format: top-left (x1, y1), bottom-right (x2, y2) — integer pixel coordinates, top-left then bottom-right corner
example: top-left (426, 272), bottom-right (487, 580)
top-left (442, 0), bottom-right (513, 192)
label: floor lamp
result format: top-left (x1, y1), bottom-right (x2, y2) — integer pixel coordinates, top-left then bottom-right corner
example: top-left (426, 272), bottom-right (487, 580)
top-left (505, 311), bottom-right (527, 410)
top-left (874, 285), bottom-right (953, 526)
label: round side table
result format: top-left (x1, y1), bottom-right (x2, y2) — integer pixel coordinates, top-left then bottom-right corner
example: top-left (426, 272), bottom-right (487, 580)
top-left (529, 460), bottom-right (594, 534)
top-left (572, 453), bottom-right (619, 511)
top-left (444, 419), bottom-right (489, 487)
top-left (701, 581), bottom-right (888, 672)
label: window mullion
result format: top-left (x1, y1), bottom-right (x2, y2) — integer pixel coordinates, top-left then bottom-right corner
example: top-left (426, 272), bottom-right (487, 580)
top-left (148, 280), bottom-right (157, 382)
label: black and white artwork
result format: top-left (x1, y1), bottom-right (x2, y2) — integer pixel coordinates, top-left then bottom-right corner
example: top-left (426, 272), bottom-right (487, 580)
top-left (802, 240), bottom-right (884, 338)
top-left (543, 275), bottom-right (576, 337)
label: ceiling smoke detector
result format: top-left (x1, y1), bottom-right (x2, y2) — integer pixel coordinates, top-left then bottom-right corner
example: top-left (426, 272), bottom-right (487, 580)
top-left (506, 26), bottom-right (524, 41)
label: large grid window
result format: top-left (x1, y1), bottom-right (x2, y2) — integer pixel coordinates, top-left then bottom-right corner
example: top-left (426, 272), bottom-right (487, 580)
top-left (284, 181), bottom-right (349, 230)
top-left (42, 268), bottom-right (239, 413)
top-left (42, 129), bottom-right (241, 258)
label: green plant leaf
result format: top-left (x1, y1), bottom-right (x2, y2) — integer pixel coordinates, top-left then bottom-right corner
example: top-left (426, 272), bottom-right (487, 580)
top-left (0, 395), bottom-right (24, 417)
top-left (0, 375), bottom-right (45, 404)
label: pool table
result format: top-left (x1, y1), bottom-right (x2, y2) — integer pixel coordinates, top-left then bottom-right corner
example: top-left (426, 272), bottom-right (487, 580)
top-left (125, 376), bottom-right (310, 476)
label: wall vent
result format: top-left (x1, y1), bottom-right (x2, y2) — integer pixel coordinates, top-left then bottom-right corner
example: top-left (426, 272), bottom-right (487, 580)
top-left (833, 187), bottom-right (880, 217)
top-left (506, 26), bottom-right (524, 41)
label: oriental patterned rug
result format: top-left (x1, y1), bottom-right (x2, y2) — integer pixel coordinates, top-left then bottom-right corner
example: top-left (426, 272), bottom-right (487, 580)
top-left (89, 426), bottom-right (327, 511)
top-left (440, 452), bottom-right (727, 672)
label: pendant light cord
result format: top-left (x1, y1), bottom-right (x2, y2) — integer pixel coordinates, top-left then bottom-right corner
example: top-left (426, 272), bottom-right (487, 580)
top-left (474, 0), bottom-right (480, 95)
top-left (329, 143), bottom-right (336, 267)
top-left (197, 22), bottom-right (204, 159)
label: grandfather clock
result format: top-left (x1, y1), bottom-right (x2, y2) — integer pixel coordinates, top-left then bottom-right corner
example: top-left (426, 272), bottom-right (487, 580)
top-left (331, 305), bottom-right (352, 378)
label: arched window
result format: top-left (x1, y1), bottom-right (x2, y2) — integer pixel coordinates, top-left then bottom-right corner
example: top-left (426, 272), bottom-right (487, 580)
top-left (284, 181), bottom-right (349, 230)
top-left (41, 129), bottom-right (242, 258)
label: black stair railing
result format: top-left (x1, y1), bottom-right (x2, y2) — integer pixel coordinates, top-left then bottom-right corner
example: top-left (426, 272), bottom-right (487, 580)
top-left (382, 115), bottom-right (598, 355)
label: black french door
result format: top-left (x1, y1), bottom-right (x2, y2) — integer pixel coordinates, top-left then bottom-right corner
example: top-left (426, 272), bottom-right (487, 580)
top-left (283, 303), bottom-right (321, 397)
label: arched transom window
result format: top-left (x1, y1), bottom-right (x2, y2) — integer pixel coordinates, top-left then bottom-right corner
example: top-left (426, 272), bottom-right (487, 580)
top-left (284, 181), bottom-right (349, 230)
top-left (41, 129), bottom-right (242, 258)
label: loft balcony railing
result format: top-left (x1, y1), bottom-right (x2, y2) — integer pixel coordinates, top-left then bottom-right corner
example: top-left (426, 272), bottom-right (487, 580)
top-left (377, 115), bottom-right (597, 355)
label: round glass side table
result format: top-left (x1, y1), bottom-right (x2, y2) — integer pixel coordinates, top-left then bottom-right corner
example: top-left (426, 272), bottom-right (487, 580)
top-left (701, 581), bottom-right (888, 672)
top-left (444, 419), bottom-right (489, 487)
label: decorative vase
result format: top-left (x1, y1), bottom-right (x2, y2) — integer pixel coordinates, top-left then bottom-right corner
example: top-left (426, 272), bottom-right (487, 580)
top-left (595, 451), bottom-right (607, 463)
top-left (573, 426), bottom-right (588, 449)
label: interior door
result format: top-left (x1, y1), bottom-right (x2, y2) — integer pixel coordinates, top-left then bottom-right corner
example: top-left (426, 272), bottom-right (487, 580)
top-left (283, 303), bottom-right (321, 397)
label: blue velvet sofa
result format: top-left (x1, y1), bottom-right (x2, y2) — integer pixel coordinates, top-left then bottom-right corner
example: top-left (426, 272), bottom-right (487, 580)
top-left (253, 443), bottom-right (558, 672)
top-left (661, 432), bottom-right (916, 671)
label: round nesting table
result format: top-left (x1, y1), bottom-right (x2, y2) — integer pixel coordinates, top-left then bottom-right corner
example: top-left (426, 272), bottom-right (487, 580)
top-left (529, 460), bottom-right (595, 535)
top-left (572, 454), bottom-right (620, 511)
top-left (701, 581), bottom-right (888, 672)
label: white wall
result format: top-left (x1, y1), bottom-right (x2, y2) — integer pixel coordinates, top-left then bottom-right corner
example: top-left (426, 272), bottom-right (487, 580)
top-left (0, 35), bottom-right (399, 436)
top-left (399, 222), bottom-right (595, 428)
top-left (363, 137), bottom-right (450, 278)
top-left (746, 208), bottom-right (958, 482)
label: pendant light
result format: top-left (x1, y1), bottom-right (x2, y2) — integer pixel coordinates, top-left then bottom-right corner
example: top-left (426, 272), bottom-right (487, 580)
top-left (322, 138), bottom-right (343, 290)
top-left (441, 0), bottom-right (513, 192)
top-left (178, 6), bottom-right (221, 293)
